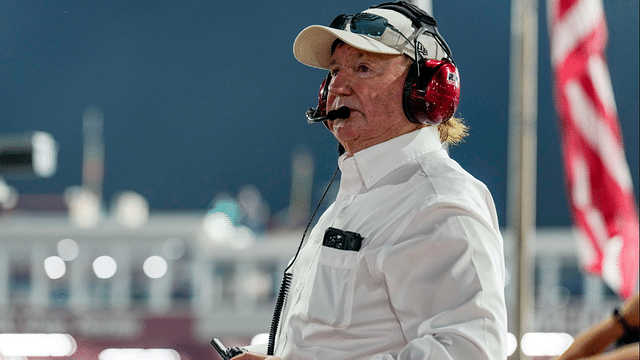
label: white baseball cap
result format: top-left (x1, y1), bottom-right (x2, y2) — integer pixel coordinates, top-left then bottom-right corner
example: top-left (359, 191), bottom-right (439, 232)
top-left (293, 7), bottom-right (449, 70)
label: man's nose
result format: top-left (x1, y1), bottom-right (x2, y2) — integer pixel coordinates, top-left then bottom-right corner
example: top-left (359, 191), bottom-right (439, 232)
top-left (328, 70), bottom-right (353, 96)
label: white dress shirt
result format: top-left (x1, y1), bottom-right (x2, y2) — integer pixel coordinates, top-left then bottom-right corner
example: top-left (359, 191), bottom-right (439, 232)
top-left (273, 126), bottom-right (508, 359)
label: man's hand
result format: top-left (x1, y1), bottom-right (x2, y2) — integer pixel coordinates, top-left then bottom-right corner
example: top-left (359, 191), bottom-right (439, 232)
top-left (231, 353), bottom-right (283, 360)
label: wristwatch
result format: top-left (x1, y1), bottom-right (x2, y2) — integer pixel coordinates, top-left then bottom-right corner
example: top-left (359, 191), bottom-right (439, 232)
top-left (613, 308), bottom-right (639, 347)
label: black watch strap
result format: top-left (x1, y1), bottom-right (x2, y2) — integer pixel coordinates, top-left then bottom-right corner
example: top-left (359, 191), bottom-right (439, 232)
top-left (613, 308), bottom-right (633, 332)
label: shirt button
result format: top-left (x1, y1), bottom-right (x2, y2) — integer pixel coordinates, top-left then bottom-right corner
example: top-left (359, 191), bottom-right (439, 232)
top-left (367, 177), bottom-right (373, 183)
top-left (296, 283), bottom-right (302, 290)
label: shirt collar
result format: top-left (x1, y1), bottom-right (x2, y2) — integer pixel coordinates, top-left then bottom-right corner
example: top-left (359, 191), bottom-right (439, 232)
top-left (338, 126), bottom-right (443, 190)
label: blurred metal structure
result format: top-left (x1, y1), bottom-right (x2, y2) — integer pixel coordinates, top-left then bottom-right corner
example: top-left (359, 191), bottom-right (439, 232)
top-left (410, 0), bottom-right (433, 16)
top-left (0, 131), bottom-right (58, 179)
top-left (82, 105), bottom-right (105, 204)
top-left (0, 131), bottom-right (59, 211)
top-left (507, 0), bottom-right (539, 358)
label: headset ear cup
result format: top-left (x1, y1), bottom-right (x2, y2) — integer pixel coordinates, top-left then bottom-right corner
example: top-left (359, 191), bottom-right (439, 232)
top-left (317, 73), bottom-right (332, 129)
top-left (316, 73), bottom-right (331, 118)
top-left (403, 59), bottom-right (460, 125)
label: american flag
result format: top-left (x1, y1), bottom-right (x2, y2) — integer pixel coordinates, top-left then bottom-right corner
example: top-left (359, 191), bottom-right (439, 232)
top-left (547, 0), bottom-right (639, 299)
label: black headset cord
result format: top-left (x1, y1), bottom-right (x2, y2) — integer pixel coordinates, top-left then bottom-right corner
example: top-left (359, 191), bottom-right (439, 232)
top-left (267, 164), bottom-right (340, 355)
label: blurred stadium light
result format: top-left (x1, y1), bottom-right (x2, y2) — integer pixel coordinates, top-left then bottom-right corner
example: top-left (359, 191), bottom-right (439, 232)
top-left (0, 131), bottom-right (58, 179)
top-left (521, 332), bottom-right (574, 356)
top-left (93, 255), bottom-right (118, 279)
top-left (111, 190), bottom-right (150, 229)
top-left (64, 186), bottom-right (103, 228)
top-left (0, 178), bottom-right (18, 210)
top-left (44, 256), bottom-right (67, 279)
top-left (143, 256), bottom-right (168, 279)
top-left (99, 348), bottom-right (180, 360)
top-left (0, 333), bottom-right (77, 357)
top-left (57, 238), bottom-right (80, 261)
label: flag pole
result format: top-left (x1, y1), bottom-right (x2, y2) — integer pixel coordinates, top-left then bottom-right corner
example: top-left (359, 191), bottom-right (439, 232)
top-left (410, 0), bottom-right (432, 16)
top-left (507, 0), bottom-right (538, 358)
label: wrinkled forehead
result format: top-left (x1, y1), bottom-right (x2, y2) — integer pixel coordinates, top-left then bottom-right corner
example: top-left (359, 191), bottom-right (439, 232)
top-left (328, 41), bottom-right (411, 66)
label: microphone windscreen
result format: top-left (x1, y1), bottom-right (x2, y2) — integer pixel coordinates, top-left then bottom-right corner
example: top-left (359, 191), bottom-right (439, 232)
top-left (327, 106), bottom-right (350, 120)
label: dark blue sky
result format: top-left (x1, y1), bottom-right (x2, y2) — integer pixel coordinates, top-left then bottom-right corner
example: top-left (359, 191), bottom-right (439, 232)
top-left (1, 0), bottom-right (638, 227)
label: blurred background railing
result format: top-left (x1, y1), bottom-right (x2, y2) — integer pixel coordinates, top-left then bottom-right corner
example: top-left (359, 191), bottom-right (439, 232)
top-left (0, 211), bottom-right (621, 359)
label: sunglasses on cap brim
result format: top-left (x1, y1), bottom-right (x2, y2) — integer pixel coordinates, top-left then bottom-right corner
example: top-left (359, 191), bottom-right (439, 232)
top-left (329, 12), bottom-right (408, 40)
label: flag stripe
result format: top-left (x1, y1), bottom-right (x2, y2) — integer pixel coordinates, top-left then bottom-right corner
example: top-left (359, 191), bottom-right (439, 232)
top-left (565, 80), bottom-right (634, 191)
top-left (550, 0), bottom-right (604, 66)
top-left (548, 0), bottom-right (639, 299)
top-left (587, 56), bottom-right (618, 116)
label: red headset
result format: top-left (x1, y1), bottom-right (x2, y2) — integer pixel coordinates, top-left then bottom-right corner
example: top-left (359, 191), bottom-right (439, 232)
top-left (307, 1), bottom-right (460, 126)
top-left (403, 58), bottom-right (460, 125)
top-left (310, 53), bottom-right (460, 127)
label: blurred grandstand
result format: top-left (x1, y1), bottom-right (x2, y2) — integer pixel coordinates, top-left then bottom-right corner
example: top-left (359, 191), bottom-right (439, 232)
top-left (0, 178), bottom-right (623, 359)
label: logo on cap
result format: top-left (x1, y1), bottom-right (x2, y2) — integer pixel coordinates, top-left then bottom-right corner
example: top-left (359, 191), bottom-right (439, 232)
top-left (416, 42), bottom-right (428, 58)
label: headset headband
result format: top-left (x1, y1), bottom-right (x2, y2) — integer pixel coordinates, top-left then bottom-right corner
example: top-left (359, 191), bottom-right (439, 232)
top-left (370, 1), bottom-right (454, 63)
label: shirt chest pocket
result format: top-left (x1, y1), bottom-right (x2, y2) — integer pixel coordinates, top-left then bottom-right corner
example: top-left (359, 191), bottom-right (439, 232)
top-left (303, 246), bottom-right (359, 329)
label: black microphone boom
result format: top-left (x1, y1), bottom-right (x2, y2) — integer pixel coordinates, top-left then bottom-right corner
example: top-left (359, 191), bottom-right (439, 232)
top-left (306, 106), bottom-right (351, 124)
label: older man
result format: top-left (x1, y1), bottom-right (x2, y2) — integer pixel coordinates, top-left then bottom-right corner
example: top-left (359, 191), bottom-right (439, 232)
top-left (234, 1), bottom-right (507, 359)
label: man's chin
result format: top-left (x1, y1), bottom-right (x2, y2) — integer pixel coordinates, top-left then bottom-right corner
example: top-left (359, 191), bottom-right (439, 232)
top-left (332, 126), bottom-right (359, 146)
